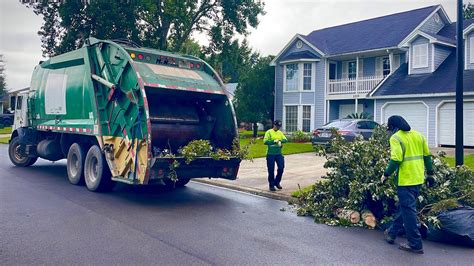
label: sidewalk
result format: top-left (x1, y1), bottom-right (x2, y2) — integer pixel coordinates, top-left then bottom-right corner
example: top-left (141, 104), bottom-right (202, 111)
top-left (195, 152), bottom-right (326, 201)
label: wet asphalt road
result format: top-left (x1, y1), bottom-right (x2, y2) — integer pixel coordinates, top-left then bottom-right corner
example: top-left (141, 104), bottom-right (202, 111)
top-left (0, 145), bottom-right (472, 265)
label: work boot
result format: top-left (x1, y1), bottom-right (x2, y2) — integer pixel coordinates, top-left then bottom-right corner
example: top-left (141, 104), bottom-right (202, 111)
top-left (269, 186), bottom-right (276, 192)
top-left (399, 242), bottom-right (424, 254)
top-left (384, 230), bottom-right (395, 244)
top-left (275, 184), bottom-right (282, 190)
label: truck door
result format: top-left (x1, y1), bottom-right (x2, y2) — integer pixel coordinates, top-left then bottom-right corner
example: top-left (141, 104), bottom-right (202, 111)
top-left (13, 93), bottom-right (29, 130)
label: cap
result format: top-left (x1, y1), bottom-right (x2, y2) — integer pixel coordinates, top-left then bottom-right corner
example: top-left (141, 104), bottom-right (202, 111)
top-left (274, 120), bottom-right (282, 127)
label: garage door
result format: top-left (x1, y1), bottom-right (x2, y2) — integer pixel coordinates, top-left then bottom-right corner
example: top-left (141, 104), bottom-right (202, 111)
top-left (382, 102), bottom-right (428, 137)
top-left (438, 102), bottom-right (474, 146)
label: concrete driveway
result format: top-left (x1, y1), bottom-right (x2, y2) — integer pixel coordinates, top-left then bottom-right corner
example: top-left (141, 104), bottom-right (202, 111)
top-left (198, 152), bottom-right (326, 200)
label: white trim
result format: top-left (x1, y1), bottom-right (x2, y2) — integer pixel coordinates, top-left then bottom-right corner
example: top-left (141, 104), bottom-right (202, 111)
top-left (465, 38), bottom-right (468, 70)
top-left (398, 6), bottom-right (450, 47)
top-left (380, 101), bottom-right (430, 137)
top-left (279, 59), bottom-right (320, 64)
top-left (372, 92), bottom-right (474, 99)
top-left (270, 34), bottom-right (325, 66)
top-left (282, 104), bottom-right (315, 132)
top-left (435, 99), bottom-right (474, 147)
top-left (283, 62), bottom-right (316, 93)
top-left (431, 43), bottom-right (435, 72)
top-left (463, 24), bottom-right (474, 38)
top-left (400, 30), bottom-right (456, 48)
top-left (408, 47), bottom-right (412, 75)
top-left (326, 46), bottom-right (400, 58)
top-left (324, 59), bottom-right (328, 124)
top-left (412, 43), bottom-right (429, 69)
top-left (470, 37), bottom-right (474, 64)
top-left (374, 99), bottom-right (378, 123)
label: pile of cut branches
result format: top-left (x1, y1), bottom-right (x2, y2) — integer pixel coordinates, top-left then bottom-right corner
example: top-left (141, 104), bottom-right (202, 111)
top-left (295, 126), bottom-right (473, 229)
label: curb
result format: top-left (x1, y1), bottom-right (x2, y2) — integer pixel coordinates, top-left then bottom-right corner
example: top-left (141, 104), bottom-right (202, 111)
top-left (193, 179), bottom-right (295, 202)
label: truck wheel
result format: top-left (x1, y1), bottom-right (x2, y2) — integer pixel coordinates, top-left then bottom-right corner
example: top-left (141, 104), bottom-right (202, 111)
top-left (84, 145), bottom-right (115, 192)
top-left (67, 143), bottom-right (85, 185)
top-left (8, 137), bottom-right (38, 167)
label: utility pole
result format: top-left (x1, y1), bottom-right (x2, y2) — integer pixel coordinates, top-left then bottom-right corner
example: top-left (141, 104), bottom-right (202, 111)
top-left (455, 0), bottom-right (464, 166)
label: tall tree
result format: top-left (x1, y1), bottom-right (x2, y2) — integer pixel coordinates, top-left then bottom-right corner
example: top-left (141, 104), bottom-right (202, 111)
top-left (24, 0), bottom-right (265, 57)
top-left (207, 38), bottom-right (258, 83)
top-left (465, 3), bottom-right (474, 19)
top-left (233, 56), bottom-right (275, 137)
top-left (0, 55), bottom-right (6, 97)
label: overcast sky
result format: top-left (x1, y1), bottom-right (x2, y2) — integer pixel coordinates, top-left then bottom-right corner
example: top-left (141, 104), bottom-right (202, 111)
top-left (0, 0), bottom-right (466, 90)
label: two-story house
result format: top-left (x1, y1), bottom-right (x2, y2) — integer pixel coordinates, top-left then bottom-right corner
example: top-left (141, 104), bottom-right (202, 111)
top-left (271, 5), bottom-right (474, 147)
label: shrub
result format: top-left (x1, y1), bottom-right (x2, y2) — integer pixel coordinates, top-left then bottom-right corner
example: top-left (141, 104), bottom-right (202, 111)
top-left (288, 130), bottom-right (311, 143)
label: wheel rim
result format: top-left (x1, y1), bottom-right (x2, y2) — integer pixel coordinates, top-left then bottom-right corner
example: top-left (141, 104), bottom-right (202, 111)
top-left (13, 143), bottom-right (27, 163)
top-left (89, 156), bottom-right (99, 184)
top-left (70, 153), bottom-right (79, 177)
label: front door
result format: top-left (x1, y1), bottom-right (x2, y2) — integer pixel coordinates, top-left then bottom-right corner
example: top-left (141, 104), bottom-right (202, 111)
top-left (13, 93), bottom-right (29, 130)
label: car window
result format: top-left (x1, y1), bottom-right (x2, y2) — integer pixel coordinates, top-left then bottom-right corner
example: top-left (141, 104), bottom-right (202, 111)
top-left (365, 121), bottom-right (378, 130)
top-left (323, 120), bottom-right (352, 129)
top-left (357, 121), bottom-right (369, 129)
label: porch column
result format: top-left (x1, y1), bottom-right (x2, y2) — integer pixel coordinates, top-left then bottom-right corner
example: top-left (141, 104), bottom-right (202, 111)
top-left (355, 56), bottom-right (359, 95)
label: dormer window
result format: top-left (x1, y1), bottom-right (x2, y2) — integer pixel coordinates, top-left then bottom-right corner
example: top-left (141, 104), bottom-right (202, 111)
top-left (412, 43), bottom-right (429, 68)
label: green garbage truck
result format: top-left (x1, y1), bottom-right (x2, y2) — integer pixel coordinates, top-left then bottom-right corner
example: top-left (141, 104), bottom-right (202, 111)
top-left (8, 38), bottom-right (240, 192)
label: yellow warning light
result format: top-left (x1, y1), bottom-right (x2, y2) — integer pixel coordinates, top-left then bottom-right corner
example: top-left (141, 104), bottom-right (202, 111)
top-left (130, 53), bottom-right (136, 59)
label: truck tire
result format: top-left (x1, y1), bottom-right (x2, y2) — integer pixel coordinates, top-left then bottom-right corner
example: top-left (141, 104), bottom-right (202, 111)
top-left (67, 143), bottom-right (85, 185)
top-left (8, 137), bottom-right (38, 167)
top-left (84, 145), bottom-right (115, 192)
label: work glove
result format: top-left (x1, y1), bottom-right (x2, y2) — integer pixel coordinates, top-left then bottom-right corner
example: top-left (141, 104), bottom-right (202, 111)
top-left (380, 175), bottom-right (388, 184)
top-left (277, 140), bottom-right (282, 147)
top-left (425, 176), bottom-right (436, 188)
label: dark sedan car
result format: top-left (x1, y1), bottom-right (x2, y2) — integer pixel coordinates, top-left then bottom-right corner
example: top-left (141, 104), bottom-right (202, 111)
top-left (312, 119), bottom-right (380, 145)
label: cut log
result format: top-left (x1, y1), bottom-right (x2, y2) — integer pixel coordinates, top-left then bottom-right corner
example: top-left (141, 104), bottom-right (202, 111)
top-left (335, 208), bottom-right (360, 223)
top-left (362, 210), bottom-right (377, 229)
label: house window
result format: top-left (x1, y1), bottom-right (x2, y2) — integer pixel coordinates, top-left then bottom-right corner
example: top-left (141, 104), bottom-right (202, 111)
top-left (285, 64), bottom-right (299, 91)
top-left (329, 62), bottom-right (337, 80)
top-left (382, 57), bottom-right (390, 76)
top-left (412, 43), bottom-right (428, 68)
top-left (470, 37), bottom-right (474, 63)
top-left (303, 63), bottom-right (312, 91)
top-left (285, 106), bottom-right (298, 132)
top-left (302, 105), bottom-right (312, 132)
top-left (348, 61), bottom-right (357, 79)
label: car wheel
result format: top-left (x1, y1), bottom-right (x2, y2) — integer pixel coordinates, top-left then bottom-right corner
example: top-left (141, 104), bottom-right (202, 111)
top-left (8, 137), bottom-right (38, 167)
top-left (67, 143), bottom-right (85, 185)
top-left (84, 145), bottom-right (115, 192)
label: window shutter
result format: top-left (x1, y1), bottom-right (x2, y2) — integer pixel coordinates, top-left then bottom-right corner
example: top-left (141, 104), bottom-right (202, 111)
top-left (358, 59), bottom-right (364, 77)
top-left (342, 62), bottom-right (348, 79)
top-left (393, 54), bottom-right (400, 71)
top-left (375, 57), bottom-right (383, 76)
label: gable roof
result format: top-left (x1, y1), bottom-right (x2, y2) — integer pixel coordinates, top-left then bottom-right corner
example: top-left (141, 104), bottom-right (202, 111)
top-left (280, 51), bottom-right (320, 62)
top-left (303, 5), bottom-right (439, 56)
top-left (437, 18), bottom-right (474, 39)
top-left (399, 30), bottom-right (456, 47)
top-left (372, 53), bottom-right (474, 97)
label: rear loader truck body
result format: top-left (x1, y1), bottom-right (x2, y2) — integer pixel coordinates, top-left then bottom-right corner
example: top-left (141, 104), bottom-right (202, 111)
top-left (8, 38), bottom-right (240, 191)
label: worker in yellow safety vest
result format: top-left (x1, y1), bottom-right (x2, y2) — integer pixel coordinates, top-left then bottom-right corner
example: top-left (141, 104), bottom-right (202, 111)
top-left (263, 120), bottom-right (288, 192)
top-left (381, 115), bottom-right (435, 254)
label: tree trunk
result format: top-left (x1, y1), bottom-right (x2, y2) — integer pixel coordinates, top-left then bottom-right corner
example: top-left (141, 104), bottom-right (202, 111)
top-left (334, 208), bottom-right (360, 224)
top-left (253, 122), bottom-right (258, 138)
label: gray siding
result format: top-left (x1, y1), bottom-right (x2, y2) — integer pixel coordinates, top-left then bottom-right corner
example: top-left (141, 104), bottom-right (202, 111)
top-left (467, 31), bottom-right (474, 70)
top-left (419, 10), bottom-right (446, 34)
top-left (274, 64), bottom-right (283, 121)
top-left (363, 57), bottom-right (376, 76)
top-left (409, 36), bottom-right (432, 74)
top-left (274, 37), bottom-right (325, 130)
top-left (433, 44), bottom-right (452, 71)
top-left (375, 96), bottom-right (474, 147)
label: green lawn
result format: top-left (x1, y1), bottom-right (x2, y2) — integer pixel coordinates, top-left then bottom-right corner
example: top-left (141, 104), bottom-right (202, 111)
top-left (239, 130), bottom-right (265, 139)
top-left (444, 154), bottom-right (474, 169)
top-left (0, 127), bottom-right (12, 134)
top-left (240, 138), bottom-right (314, 159)
top-left (291, 184), bottom-right (315, 198)
top-left (0, 137), bottom-right (10, 144)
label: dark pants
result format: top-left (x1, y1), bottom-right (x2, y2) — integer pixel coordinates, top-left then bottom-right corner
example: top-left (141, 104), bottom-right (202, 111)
top-left (388, 185), bottom-right (423, 250)
top-left (266, 154), bottom-right (284, 187)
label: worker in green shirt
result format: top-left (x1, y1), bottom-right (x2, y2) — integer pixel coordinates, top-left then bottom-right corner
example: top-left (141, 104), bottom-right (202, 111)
top-left (381, 115), bottom-right (434, 254)
top-left (263, 120), bottom-right (288, 191)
